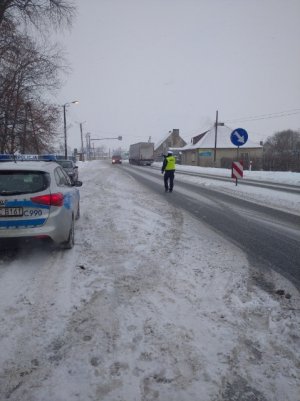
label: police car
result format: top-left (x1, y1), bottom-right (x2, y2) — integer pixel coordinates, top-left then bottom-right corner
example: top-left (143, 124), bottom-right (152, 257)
top-left (0, 156), bottom-right (82, 249)
top-left (55, 159), bottom-right (79, 182)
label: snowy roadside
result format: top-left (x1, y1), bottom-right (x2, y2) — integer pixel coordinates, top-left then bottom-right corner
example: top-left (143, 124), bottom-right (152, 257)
top-left (151, 162), bottom-right (300, 185)
top-left (150, 162), bottom-right (300, 216)
top-left (0, 160), bottom-right (299, 401)
top-left (174, 173), bottom-right (300, 216)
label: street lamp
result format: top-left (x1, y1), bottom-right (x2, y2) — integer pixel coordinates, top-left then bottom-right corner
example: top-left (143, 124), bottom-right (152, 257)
top-left (63, 100), bottom-right (79, 158)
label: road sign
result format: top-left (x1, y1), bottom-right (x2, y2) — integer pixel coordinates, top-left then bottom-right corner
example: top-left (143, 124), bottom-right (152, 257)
top-left (232, 161), bottom-right (243, 185)
top-left (230, 128), bottom-right (248, 147)
top-left (232, 161), bottom-right (243, 178)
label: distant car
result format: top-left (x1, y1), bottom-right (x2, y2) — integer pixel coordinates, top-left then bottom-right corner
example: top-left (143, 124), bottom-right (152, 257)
top-left (0, 161), bottom-right (82, 249)
top-left (112, 155), bottom-right (122, 164)
top-left (56, 159), bottom-right (78, 182)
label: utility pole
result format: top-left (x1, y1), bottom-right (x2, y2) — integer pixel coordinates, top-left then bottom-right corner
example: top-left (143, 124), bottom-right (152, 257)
top-left (213, 110), bottom-right (224, 166)
top-left (62, 100), bottom-right (79, 159)
top-left (80, 123), bottom-right (84, 154)
top-left (78, 121), bottom-right (86, 161)
top-left (63, 104), bottom-right (67, 158)
top-left (86, 133), bottom-right (91, 160)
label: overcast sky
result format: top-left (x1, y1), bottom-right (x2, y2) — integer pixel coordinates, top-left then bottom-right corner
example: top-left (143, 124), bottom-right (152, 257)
top-left (56, 0), bottom-right (300, 153)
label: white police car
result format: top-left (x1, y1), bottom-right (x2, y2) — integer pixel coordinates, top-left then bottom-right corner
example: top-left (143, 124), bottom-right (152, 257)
top-left (0, 159), bottom-right (82, 249)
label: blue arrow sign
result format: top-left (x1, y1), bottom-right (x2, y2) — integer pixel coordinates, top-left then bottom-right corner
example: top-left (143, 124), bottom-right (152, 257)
top-left (230, 128), bottom-right (248, 147)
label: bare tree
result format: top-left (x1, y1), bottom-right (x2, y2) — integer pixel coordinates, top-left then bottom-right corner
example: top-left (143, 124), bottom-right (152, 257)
top-left (0, 0), bottom-right (75, 155)
top-left (263, 130), bottom-right (300, 171)
top-left (23, 101), bottom-right (61, 153)
top-left (0, 0), bottom-right (75, 29)
top-left (0, 23), bottom-right (66, 153)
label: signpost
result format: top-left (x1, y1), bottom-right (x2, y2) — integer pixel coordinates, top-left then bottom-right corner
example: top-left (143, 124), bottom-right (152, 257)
top-left (230, 128), bottom-right (248, 186)
top-left (231, 161), bottom-right (243, 186)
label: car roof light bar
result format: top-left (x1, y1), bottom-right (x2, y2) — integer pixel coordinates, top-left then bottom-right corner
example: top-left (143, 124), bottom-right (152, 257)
top-left (0, 154), bottom-right (59, 162)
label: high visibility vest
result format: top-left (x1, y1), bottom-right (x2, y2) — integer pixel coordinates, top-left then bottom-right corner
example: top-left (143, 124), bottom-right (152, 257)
top-left (165, 156), bottom-right (176, 170)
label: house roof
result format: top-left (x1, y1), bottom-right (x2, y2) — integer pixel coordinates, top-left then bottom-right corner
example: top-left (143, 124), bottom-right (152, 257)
top-left (155, 131), bottom-right (173, 150)
top-left (182, 125), bottom-right (262, 150)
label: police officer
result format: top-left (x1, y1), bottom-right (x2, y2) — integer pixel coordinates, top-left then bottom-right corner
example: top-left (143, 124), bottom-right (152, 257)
top-left (161, 150), bottom-right (176, 192)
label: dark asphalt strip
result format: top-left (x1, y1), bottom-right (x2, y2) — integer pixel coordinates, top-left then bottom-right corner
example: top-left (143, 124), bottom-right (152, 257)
top-left (129, 166), bottom-right (300, 227)
top-left (122, 166), bottom-right (300, 289)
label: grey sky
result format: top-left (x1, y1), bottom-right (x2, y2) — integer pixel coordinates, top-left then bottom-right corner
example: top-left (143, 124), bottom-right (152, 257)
top-left (57, 0), bottom-right (300, 152)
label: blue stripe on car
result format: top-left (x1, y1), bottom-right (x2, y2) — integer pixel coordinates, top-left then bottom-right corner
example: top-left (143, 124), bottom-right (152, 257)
top-left (63, 193), bottom-right (73, 209)
top-left (0, 218), bottom-right (46, 228)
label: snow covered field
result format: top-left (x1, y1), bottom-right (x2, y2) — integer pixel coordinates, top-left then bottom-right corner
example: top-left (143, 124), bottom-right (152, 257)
top-left (0, 160), bottom-right (299, 401)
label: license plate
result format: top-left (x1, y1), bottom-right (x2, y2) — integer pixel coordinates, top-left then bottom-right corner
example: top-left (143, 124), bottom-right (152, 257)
top-left (0, 207), bottom-right (23, 217)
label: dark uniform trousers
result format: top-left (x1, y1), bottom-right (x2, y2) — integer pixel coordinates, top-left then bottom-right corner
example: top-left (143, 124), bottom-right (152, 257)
top-left (164, 170), bottom-right (175, 191)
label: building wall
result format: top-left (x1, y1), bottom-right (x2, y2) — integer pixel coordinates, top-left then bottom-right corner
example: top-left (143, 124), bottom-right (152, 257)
top-left (154, 129), bottom-right (187, 160)
top-left (181, 147), bottom-right (263, 169)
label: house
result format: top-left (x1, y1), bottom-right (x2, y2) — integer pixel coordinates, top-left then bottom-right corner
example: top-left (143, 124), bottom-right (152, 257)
top-left (181, 125), bottom-right (263, 169)
top-left (154, 129), bottom-right (187, 161)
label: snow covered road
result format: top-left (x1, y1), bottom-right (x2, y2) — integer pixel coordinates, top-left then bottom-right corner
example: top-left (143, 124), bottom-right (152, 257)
top-left (123, 164), bottom-right (300, 287)
top-left (0, 160), bottom-right (299, 401)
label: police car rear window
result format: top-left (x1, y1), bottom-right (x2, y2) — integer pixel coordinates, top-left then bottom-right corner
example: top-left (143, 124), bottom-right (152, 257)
top-left (0, 171), bottom-right (49, 195)
top-left (56, 160), bottom-right (73, 168)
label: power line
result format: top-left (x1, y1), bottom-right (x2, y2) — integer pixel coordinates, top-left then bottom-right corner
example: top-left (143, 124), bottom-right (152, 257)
top-left (225, 108), bottom-right (300, 124)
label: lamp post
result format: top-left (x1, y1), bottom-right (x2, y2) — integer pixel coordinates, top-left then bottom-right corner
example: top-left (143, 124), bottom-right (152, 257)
top-left (63, 100), bottom-right (79, 158)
